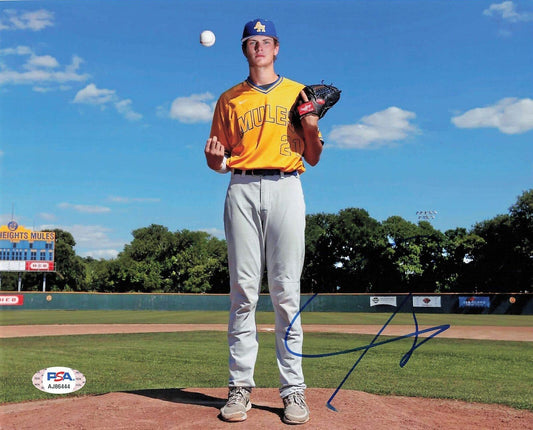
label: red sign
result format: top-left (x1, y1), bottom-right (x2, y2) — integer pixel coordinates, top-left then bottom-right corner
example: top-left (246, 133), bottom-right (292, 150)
top-left (25, 261), bottom-right (55, 272)
top-left (0, 294), bottom-right (24, 306)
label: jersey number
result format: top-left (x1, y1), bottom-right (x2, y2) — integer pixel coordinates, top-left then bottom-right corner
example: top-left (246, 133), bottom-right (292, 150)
top-left (280, 135), bottom-right (303, 157)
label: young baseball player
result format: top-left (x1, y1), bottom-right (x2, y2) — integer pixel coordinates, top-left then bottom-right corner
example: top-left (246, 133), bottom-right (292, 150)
top-left (204, 18), bottom-right (323, 425)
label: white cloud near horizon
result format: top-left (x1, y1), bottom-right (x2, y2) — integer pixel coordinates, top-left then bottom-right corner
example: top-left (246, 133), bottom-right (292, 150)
top-left (0, 9), bottom-right (54, 31)
top-left (200, 227), bottom-right (225, 240)
top-left (167, 92), bottom-right (215, 123)
top-left (40, 223), bottom-right (125, 259)
top-left (73, 83), bottom-right (142, 122)
top-left (84, 249), bottom-right (120, 259)
top-left (483, 1), bottom-right (533, 23)
top-left (58, 202), bottom-right (111, 214)
top-left (451, 97), bottom-right (533, 134)
top-left (328, 107), bottom-right (419, 149)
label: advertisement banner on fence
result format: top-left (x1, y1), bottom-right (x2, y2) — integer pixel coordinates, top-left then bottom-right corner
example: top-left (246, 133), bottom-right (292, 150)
top-left (370, 296), bottom-right (397, 307)
top-left (459, 296), bottom-right (491, 308)
top-left (413, 296), bottom-right (442, 308)
top-left (0, 294), bottom-right (24, 306)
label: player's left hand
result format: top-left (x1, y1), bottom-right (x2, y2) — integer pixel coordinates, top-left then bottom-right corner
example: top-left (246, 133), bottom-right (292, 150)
top-left (290, 83), bottom-right (341, 130)
top-left (298, 89), bottom-right (319, 130)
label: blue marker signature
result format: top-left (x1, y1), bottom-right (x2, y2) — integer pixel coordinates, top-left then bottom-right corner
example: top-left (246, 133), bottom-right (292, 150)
top-left (284, 292), bottom-right (450, 411)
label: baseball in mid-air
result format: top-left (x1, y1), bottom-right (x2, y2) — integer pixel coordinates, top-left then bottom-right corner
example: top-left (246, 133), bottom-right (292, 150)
top-left (200, 30), bottom-right (216, 47)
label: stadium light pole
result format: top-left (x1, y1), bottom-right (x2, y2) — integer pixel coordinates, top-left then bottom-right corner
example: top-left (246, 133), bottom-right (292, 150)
top-left (416, 210), bottom-right (438, 222)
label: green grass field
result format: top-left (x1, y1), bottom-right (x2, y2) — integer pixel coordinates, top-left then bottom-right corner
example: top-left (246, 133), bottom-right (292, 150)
top-left (1, 309), bottom-right (532, 326)
top-left (1, 310), bottom-right (532, 410)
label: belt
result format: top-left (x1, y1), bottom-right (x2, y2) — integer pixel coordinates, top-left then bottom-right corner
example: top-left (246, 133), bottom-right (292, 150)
top-left (233, 169), bottom-right (297, 176)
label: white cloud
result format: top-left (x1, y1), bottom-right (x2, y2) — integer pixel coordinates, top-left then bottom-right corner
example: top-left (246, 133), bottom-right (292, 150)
top-left (85, 249), bottom-right (120, 259)
top-left (40, 223), bottom-right (125, 259)
top-left (38, 212), bottom-right (57, 222)
top-left (58, 202), bottom-right (111, 214)
top-left (57, 224), bottom-right (111, 243)
top-left (0, 45), bottom-right (140, 122)
top-left (32, 86), bottom-right (52, 93)
top-left (0, 45), bottom-right (33, 56)
top-left (33, 85), bottom-right (71, 93)
top-left (0, 47), bottom-right (89, 87)
top-left (200, 227), bottom-right (225, 240)
top-left (108, 196), bottom-right (161, 203)
top-left (0, 9), bottom-right (54, 31)
top-left (451, 97), bottom-right (533, 134)
top-left (168, 92), bottom-right (215, 123)
top-left (115, 99), bottom-right (143, 121)
top-left (66, 56), bottom-right (83, 74)
top-left (73, 83), bottom-right (115, 105)
top-left (329, 107), bottom-right (419, 149)
top-left (26, 54), bottom-right (59, 69)
top-left (73, 83), bottom-right (143, 121)
top-left (483, 1), bottom-right (533, 22)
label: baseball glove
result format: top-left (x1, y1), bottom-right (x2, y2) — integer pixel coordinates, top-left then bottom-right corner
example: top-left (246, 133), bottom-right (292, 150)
top-left (290, 83), bottom-right (341, 128)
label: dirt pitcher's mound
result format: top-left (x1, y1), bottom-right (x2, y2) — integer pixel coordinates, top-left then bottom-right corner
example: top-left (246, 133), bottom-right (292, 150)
top-left (1, 388), bottom-right (531, 430)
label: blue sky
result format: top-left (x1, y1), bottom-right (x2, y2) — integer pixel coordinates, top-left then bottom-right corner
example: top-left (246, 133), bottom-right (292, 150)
top-left (0, 0), bottom-right (532, 259)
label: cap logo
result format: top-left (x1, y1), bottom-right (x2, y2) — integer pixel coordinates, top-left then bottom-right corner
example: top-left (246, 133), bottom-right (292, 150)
top-left (254, 21), bottom-right (266, 33)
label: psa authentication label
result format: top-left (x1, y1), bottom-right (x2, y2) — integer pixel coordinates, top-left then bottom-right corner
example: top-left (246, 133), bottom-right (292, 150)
top-left (32, 367), bottom-right (86, 394)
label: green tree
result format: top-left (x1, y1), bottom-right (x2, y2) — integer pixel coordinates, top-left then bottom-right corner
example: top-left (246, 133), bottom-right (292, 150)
top-left (48, 229), bottom-right (86, 291)
top-left (380, 217), bottom-right (448, 292)
top-left (509, 189), bottom-right (533, 291)
top-left (302, 212), bottom-right (339, 292)
top-left (471, 214), bottom-right (514, 292)
top-left (329, 208), bottom-right (387, 293)
top-left (470, 189), bottom-right (533, 292)
top-left (90, 225), bottom-right (229, 293)
top-left (169, 230), bottom-right (228, 293)
top-left (416, 221), bottom-right (447, 292)
top-left (381, 216), bottom-right (422, 292)
top-left (83, 256), bottom-right (114, 292)
top-left (114, 224), bottom-right (177, 292)
top-left (442, 228), bottom-right (485, 292)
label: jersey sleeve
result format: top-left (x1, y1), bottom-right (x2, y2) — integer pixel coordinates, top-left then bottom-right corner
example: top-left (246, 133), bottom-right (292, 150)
top-left (210, 96), bottom-right (233, 152)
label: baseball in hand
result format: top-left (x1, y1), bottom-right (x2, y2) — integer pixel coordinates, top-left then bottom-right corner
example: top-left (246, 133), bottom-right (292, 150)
top-left (200, 30), bottom-right (216, 47)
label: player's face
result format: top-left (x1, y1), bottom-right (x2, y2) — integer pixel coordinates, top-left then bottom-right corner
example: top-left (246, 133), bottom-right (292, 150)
top-left (244, 37), bottom-right (279, 66)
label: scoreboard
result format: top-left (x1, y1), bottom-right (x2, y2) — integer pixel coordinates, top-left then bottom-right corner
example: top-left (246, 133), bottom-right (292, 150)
top-left (0, 221), bottom-right (55, 272)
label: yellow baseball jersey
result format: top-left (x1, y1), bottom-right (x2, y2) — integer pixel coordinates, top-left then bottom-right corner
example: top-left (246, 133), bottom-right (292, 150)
top-left (210, 76), bottom-right (320, 174)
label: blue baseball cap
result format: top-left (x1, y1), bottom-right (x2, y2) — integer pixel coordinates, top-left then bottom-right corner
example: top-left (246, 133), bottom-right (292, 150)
top-left (241, 18), bottom-right (278, 42)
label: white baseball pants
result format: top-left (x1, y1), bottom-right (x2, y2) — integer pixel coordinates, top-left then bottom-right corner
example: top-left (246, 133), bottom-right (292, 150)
top-left (224, 172), bottom-right (307, 398)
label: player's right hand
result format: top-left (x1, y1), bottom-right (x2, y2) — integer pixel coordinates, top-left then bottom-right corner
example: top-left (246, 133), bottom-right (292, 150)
top-left (204, 136), bottom-right (226, 171)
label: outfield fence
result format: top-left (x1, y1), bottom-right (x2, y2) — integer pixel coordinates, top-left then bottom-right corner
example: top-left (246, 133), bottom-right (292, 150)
top-left (0, 292), bottom-right (532, 314)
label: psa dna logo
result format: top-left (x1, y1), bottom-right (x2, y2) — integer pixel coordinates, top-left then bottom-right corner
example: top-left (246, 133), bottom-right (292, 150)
top-left (32, 367), bottom-right (86, 394)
